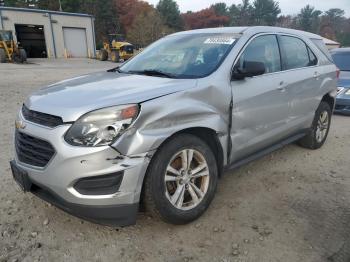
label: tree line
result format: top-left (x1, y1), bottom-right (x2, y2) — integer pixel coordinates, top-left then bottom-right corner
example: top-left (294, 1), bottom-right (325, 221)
top-left (1, 0), bottom-right (349, 47)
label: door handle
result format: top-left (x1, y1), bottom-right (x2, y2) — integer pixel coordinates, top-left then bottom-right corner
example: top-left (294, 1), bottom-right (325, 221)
top-left (277, 81), bottom-right (286, 92)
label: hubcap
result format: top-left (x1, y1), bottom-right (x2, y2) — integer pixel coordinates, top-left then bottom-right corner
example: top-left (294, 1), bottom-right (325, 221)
top-left (316, 110), bottom-right (329, 143)
top-left (164, 149), bottom-right (210, 211)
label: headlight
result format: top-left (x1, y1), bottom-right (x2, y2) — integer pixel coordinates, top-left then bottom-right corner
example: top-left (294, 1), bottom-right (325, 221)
top-left (346, 89), bottom-right (350, 95)
top-left (65, 104), bottom-right (139, 147)
top-left (337, 87), bottom-right (345, 94)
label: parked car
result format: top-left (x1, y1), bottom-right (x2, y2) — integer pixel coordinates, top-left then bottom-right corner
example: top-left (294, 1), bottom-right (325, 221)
top-left (330, 48), bottom-right (350, 115)
top-left (11, 26), bottom-right (337, 226)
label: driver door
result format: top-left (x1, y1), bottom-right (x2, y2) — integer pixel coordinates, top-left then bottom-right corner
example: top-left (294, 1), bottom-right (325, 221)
top-left (229, 34), bottom-right (292, 163)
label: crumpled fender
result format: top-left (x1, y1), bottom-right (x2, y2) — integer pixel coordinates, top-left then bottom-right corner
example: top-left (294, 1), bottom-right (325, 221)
top-left (112, 84), bottom-right (231, 162)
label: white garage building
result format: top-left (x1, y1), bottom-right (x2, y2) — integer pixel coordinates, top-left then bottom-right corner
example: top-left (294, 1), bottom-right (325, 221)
top-left (0, 6), bottom-right (96, 58)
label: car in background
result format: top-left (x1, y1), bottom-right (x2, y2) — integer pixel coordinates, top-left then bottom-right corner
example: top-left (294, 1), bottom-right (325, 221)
top-left (331, 48), bottom-right (350, 115)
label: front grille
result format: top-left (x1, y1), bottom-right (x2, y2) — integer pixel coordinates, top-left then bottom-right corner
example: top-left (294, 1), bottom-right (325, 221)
top-left (15, 131), bottom-right (55, 167)
top-left (22, 105), bottom-right (63, 128)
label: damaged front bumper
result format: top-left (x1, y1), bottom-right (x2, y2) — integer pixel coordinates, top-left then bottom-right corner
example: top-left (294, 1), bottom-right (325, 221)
top-left (11, 117), bottom-right (153, 226)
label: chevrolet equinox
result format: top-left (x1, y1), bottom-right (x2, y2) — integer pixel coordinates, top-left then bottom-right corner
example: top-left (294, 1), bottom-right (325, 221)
top-left (11, 26), bottom-right (337, 226)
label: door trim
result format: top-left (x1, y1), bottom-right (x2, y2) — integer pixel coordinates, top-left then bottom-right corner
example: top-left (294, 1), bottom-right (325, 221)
top-left (224, 130), bottom-right (307, 172)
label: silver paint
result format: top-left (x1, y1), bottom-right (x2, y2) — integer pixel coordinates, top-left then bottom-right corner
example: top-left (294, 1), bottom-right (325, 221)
top-left (14, 26), bottom-right (337, 209)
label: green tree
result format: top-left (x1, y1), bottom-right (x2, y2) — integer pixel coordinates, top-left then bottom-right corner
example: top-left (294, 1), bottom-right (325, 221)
top-left (297, 5), bottom-right (322, 33)
top-left (60, 0), bottom-right (82, 12)
top-left (2, 0), bottom-right (27, 7)
top-left (156, 0), bottom-right (183, 30)
top-left (232, 0), bottom-right (254, 26)
top-left (127, 9), bottom-right (171, 47)
top-left (37, 0), bottom-right (60, 11)
top-left (211, 2), bottom-right (229, 16)
top-left (320, 8), bottom-right (346, 41)
top-left (252, 0), bottom-right (281, 25)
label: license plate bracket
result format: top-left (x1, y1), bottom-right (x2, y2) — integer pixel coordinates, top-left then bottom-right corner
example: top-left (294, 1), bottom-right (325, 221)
top-left (10, 161), bottom-right (32, 192)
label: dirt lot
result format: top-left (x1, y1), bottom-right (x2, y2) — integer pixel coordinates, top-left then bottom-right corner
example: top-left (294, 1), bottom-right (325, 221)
top-left (0, 59), bottom-right (350, 262)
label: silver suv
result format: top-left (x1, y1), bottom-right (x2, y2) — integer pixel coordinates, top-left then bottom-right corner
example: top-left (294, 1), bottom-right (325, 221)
top-left (11, 26), bottom-right (337, 226)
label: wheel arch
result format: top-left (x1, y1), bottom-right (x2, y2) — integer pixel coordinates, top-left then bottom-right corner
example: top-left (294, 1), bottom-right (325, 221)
top-left (321, 91), bottom-right (336, 111)
top-left (139, 127), bottom-right (224, 211)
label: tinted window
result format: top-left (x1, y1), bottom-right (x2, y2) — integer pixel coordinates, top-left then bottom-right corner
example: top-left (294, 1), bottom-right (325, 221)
top-left (236, 35), bottom-right (281, 74)
top-left (331, 52), bottom-right (350, 71)
top-left (308, 48), bottom-right (318, 66)
top-left (279, 36), bottom-right (312, 70)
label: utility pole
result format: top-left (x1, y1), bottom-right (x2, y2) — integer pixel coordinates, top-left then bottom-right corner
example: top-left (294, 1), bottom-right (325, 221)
top-left (58, 0), bottom-right (62, 11)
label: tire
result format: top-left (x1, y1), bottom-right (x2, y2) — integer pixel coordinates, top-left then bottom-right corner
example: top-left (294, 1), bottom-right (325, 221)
top-left (144, 134), bottom-right (218, 224)
top-left (298, 101), bottom-right (332, 149)
top-left (19, 49), bottom-right (27, 62)
top-left (0, 48), bottom-right (6, 63)
top-left (110, 50), bottom-right (120, 63)
top-left (12, 53), bottom-right (24, 63)
top-left (99, 49), bottom-right (108, 61)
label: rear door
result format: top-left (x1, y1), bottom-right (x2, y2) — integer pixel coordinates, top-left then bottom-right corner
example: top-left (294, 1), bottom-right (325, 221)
top-left (229, 34), bottom-right (292, 163)
top-left (277, 35), bottom-right (321, 131)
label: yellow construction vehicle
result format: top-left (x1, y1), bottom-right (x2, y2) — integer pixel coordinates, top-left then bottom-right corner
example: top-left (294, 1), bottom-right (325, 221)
top-left (99, 34), bottom-right (134, 63)
top-left (0, 30), bottom-right (27, 63)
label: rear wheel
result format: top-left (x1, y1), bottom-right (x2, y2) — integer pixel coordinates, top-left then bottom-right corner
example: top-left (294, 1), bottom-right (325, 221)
top-left (99, 49), bottom-right (108, 61)
top-left (0, 48), bottom-right (6, 63)
top-left (144, 134), bottom-right (218, 224)
top-left (19, 49), bottom-right (27, 62)
top-left (298, 101), bottom-right (332, 149)
top-left (110, 50), bottom-right (120, 63)
top-left (12, 52), bottom-right (24, 63)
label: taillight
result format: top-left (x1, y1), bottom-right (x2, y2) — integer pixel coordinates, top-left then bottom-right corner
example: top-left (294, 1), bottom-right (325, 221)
top-left (336, 68), bottom-right (340, 79)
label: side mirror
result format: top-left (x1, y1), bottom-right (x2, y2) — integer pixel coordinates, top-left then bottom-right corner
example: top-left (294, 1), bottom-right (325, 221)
top-left (232, 61), bottom-right (266, 80)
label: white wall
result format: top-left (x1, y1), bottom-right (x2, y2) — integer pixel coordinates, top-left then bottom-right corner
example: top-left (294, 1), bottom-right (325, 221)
top-left (0, 9), bottom-right (95, 58)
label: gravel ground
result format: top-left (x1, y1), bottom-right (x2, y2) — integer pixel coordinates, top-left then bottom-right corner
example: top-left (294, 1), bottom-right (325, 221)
top-left (1, 59), bottom-right (350, 262)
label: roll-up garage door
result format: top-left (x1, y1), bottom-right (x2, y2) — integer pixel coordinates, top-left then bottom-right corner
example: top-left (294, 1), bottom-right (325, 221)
top-left (63, 27), bottom-right (88, 58)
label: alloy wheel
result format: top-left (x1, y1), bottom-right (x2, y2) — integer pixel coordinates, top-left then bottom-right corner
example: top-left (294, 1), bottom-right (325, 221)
top-left (164, 149), bottom-right (210, 211)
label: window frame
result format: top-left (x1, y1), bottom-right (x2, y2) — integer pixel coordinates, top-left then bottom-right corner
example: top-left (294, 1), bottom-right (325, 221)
top-left (231, 32), bottom-right (320, 80)
top-left (277, 34), bottom-right (319, 71)
top-left (232, 33), bottom-right (282, 77)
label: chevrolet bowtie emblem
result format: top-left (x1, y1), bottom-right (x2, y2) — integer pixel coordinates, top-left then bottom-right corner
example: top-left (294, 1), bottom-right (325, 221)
top-left (15, 120), bottom-right (26, 130)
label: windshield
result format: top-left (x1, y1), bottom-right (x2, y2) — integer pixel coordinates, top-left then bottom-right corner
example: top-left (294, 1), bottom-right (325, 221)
top-left (120, 33), bottom-right (239, 79)
top-left (331, 52), bottom-right (350, 71)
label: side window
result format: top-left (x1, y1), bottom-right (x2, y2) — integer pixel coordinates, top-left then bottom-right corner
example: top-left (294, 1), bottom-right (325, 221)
top-left (236, 35), bottom-right (281, 74)
top-left (279, 35), bottom-right (313, 70)
top-left (308, 47), bottom-right (318, 66)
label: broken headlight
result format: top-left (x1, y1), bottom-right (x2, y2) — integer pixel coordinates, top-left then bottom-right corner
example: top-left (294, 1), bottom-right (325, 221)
top-left (64, 105), bottom-right (139, 147)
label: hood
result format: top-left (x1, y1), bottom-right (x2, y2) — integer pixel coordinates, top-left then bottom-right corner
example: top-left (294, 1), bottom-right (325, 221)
top-left (338, 71), bottom-right (350, 88)
top-left (25, 71), bottom-right (197, 122)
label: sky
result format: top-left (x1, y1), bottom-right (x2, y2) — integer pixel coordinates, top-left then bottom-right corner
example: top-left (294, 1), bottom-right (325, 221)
top-left (145, 0), bottom-right (350, 16)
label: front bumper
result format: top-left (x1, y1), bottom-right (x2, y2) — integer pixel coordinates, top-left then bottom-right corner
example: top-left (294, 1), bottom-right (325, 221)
top-left (12, 112), bottom-right (152, 226)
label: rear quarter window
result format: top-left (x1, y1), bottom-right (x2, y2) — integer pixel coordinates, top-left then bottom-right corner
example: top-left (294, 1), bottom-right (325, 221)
top-left (311, 39), bottom-right (334, 62)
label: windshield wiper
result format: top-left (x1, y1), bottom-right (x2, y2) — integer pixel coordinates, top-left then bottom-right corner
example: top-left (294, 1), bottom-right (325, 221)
top-left (107, 66), bottom-right (124, 73)
top-left (127, 69), bottom-right (177, 78)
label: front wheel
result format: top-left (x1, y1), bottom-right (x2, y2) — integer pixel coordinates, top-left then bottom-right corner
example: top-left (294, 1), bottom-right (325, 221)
top-left (144, 134), bottom-right (218, 224)
top-left (298, 101), bottom-right (332, 149)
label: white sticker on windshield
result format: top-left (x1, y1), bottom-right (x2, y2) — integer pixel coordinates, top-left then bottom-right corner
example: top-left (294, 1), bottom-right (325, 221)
top-left (204, 37), bottom-right (236, 45)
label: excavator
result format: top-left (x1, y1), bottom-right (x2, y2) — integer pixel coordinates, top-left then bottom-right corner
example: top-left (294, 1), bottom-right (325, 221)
top-left (99, 34), bottom-right (134, 63)
top-left (0, 30), bottom-right (27, 63)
